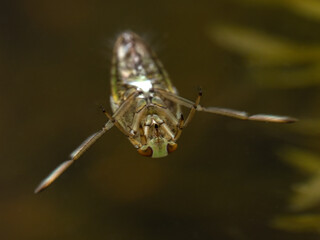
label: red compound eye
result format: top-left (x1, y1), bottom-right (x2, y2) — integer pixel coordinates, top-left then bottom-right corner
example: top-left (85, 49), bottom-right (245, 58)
top-left (167, 143), bottom-right (178, 153)
top-left (137, 146), bottom-right (153, 157)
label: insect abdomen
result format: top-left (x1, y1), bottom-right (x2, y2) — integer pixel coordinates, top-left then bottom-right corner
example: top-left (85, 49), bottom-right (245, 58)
top-left (111, 32), bottom-right (174, 105)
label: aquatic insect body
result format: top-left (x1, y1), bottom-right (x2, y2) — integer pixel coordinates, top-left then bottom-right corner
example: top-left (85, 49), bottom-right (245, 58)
top-left (35, 32), bottom-right (296, 193)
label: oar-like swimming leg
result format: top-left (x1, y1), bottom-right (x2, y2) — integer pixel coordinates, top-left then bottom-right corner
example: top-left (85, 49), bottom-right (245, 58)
top-left (197, 106), bottom-right (297, 123)
top-left (34, 121), bottom-right (114, 193)
top-left (35, 91), bottom-right (140, 194)
top-left (155, 88), bottom-right (297, 123)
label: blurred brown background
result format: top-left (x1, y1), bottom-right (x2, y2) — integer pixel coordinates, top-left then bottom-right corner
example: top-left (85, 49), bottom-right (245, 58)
top-left (1, 0), bottom-right (320, 239)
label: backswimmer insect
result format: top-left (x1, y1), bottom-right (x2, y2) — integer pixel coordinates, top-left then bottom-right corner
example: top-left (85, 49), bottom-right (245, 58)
top-left (34, 31), bottom-right (297, 193)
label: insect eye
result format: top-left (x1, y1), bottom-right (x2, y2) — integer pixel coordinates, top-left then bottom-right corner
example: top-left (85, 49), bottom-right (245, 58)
top-left (137, 146), bottom-right (153, 157)
top-left (167, 143), bottom-right (178, 153)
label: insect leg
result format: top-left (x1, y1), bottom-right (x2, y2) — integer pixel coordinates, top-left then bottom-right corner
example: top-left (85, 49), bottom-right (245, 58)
top-left (197, 106), bottom-right (297, 123)
top-left (139, 125), bottom-right (147, 145)
top-left (183, 89), bottom-right (202, 127)
top-left (160, 123), bottom-right (175, 140)
top-left (154, 88), bottom-right (195, 109)
top-left (34, 121), bottom-right (114, 194)
top-left (154, 88), bottom-right (201, 127)
top-left (102, 91), bottom-right (144, 144)
top-left (151, 103), bottom-right (183, 140)
top-left (174, 114), bottom-right (184, 141)
top-left (131, 106), bottom-right (147, 134)
top-left (101, 106), bottom-right (133, 137)
top-left (112, 90), bottom-right (140, 120)
top-left (154, 106), bottom-right (179, 126)
top-left (155, 88), bottom-right (297, 123)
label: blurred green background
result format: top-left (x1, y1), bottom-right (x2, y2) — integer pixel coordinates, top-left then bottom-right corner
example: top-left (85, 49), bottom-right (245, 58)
top-left (1, 0), bottom-right (320, 239)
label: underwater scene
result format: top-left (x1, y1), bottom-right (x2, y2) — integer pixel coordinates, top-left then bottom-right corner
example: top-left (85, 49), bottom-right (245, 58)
top-left (1, 1), bottom-right (320, 239)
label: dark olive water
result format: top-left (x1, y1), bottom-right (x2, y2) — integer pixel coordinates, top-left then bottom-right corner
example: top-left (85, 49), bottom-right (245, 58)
top-left (1, 1), bottom-right (320, 239)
